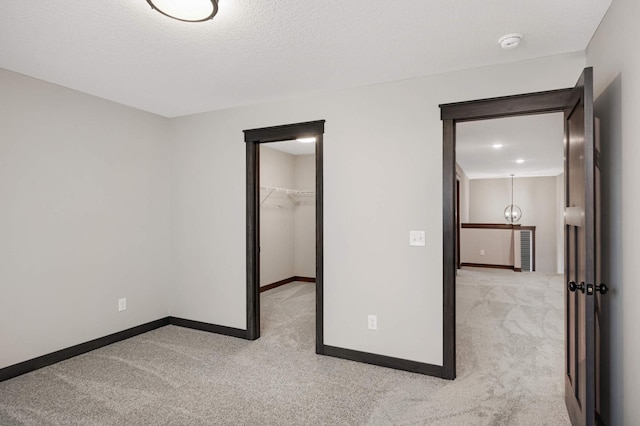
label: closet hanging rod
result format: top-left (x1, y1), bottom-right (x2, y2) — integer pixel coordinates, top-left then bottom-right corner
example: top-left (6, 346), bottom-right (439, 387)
top-left (259, 185), bottom-right (315, 196)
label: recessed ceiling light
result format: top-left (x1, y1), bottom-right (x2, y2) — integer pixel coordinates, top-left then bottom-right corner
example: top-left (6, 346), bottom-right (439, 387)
top-left (492, 143), bottom-right (503, 149)
top-left (498, 33), bottom-right (523, 49)
top-left (516, 159), bottom-right (525, 164)
top-left (146, 0), bottom-right (218, 22)
top-left (296, 137), bottom-right (316, 143)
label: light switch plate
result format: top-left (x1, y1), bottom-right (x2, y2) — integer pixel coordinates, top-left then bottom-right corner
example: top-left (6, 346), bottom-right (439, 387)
top-left (409, 231), bottom-right (426, 246)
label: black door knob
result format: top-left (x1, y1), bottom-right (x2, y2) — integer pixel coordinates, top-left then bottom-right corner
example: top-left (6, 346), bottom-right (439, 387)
top-left (568, 281), bottom-right (585, 293)
top-left (596, 283), bottom-right (609, 295)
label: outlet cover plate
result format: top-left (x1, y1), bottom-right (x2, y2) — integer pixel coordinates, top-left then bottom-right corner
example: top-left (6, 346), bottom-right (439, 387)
top-left (368, 314), bottom-right (377, 330)
top-left (118, 298), bottom-right (127, 312)
top-left (409, 231), bottom-right (426, 246)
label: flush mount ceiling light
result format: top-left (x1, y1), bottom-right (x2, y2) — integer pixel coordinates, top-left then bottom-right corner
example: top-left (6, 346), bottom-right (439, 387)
top-left (498, 33), bottom-right (523, 49)
top-left (492, 143), bottom-right (504, 149)
top-left (296, 137), bottom-right (316, 143)
top-left (146, 0), bottom-right (218, 22)
top-left (516, 158), bottom-right (525, 164)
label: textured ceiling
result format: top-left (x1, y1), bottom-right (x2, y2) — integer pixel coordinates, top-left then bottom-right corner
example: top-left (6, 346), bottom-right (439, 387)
top-left (0, 1), bottom-right (611, 117)
top-left (457, 113), bottom-right (564, 180)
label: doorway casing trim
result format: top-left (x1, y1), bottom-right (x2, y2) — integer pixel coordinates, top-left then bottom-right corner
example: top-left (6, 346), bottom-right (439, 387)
top-left (439, 87), bottom-right (573, 380)
top-left (244, 120), bottom-right (325, 353)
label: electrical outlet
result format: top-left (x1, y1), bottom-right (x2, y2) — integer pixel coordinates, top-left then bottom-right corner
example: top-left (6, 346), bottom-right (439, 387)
top-left (118, 298), bottom-right (127, 312)
top-left (368, 315), bottom-right (377, 330)
top-left (409, 231), bottom-right (426, 246)
top-left (480, 249), bottom-right (485, 256)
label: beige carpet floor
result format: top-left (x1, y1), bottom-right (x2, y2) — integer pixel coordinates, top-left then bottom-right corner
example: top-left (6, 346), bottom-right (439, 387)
top-left (0, 269), bottom-right (570, 425)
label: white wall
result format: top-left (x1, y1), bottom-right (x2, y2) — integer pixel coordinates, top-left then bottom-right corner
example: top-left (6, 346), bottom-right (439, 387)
top-left (0, 69), bottom-right (171, 369)
top-left (259, 146), bottom-right (295, 286)
top-left (293, 154), bottom-right (315, 278)
top-left (586, 0), bottom-right (640, 422)
top-left (169, 52), bottom-right (585, 364)
top-left (468, 176), bottom-right (561, 273)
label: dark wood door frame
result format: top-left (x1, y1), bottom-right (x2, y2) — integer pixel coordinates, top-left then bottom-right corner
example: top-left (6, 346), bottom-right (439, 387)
top-left (244, 120), bottom-right (326, 355)
top-left (440, 88), bottom-right (573, 380)
top-left (456, 178), bottom-right (461, 270)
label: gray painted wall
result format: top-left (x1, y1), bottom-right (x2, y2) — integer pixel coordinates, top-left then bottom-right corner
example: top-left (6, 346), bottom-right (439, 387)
top-left (293, 154), bottom-right (316, 278)
top-left (169, 53), bottom-right (585, 364)
top-left (1, 48), bottom-right (594, 385)
top-left (460, 228), bottom-right (514, 266)
top-left (456, 164), bottom-right (470, 223)
top-left (555, 174), bottom-right (565, 274)
top-left (468, 176), bottom-right (561, 273)
top-left (259, 147), bottom-right (315, 286)
top-left (259, 146), bottom-right (296, 286)
top-left (0, 70), bottom-right (171, 369)
top-left (586, 0), bottom-right (640, 422)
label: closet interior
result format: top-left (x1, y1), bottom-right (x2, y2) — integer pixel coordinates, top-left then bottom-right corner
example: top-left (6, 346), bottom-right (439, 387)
top-left (259, 141), bottom-right (316, 290)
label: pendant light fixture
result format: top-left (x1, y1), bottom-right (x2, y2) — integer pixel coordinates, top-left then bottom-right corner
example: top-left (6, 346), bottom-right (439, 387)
top-left (504, 174), bottom-right (522, 223)
top-left (146, 0), bottom-right (218, 22)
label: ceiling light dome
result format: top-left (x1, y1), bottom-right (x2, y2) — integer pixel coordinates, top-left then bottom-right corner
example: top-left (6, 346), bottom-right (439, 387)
top-left (146, 0), bottom-right (218, 22)
top-left (296, 137), bottom-right (316, 143)
top-left (498, 33), bottom-right (523, 49)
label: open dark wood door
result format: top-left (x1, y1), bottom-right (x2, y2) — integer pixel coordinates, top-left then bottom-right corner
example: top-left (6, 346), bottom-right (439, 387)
top-left (564, 67), bottom-right (605, 426)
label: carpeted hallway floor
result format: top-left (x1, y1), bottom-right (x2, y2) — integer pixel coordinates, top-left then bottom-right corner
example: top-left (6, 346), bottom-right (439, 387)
top-left (0, 268), bottom-right (570, 425)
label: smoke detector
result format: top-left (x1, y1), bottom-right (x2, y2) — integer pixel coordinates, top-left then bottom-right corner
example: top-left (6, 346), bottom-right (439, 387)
top-left (498, 33), bottom-right (523, 49)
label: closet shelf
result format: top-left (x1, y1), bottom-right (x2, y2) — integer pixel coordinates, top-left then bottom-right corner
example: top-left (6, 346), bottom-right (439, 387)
top-left (260, 186), bottom-right (315, 206)
top-left (260, 186), bottom-right (315, 196)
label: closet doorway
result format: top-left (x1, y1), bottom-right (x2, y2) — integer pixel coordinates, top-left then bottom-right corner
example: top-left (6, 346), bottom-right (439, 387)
top-left (244, 120), bottom-right (325, 355)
